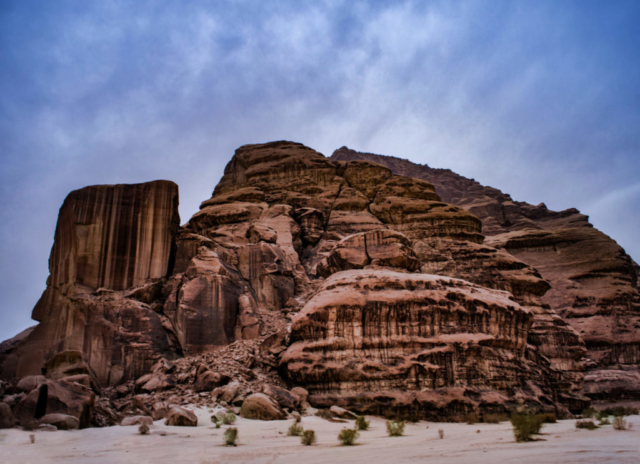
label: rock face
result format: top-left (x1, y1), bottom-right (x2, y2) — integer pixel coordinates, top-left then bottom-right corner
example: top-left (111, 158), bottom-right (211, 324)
top-left (1, 181), bottom-right (181, 386)
top-left (282, 270), bottom-right (534, 395)
top-left (3, 140), bottom-right (638, 422)
top-left (332, 146), bottom-right (640, 400)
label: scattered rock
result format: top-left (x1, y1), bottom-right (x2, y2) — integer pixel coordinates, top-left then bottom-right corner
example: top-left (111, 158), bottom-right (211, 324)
top-left (39, 413), bottom-right (79, 430)
top-left (164, 406), bottom-right (198, 427)
top-left (240, 393), bottom-right (286, 421)
top-left (120, 415), bottom-right (153, 427)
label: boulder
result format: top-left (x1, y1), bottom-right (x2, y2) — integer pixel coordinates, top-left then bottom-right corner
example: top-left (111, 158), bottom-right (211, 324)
top-left (240, 393), bottom-right (286, 421)
top-left (151, 402), bottom-right (170, 421)
top-left (121, 415), bottom-right (153, 427)
top-left (262, 385), bottom-right (299, 410)
top-left (213, 380), bottom-right (241, 404)
top-left (290, 387), bottom-right (309, 404)
top-left (164, 406), bottom-right (198, 427)
top-left (13, 378), bottom-right (94, 428)
top-left (16, 375), bottom-right (46, 393)
top-left (0, 402), bottom-right (15, 428)
top-left (329, 405), bottom-right (357, 419)
top-left (39, 413), bottom-right (79, 430)
top-left (194, 371), bottom-right (228, 392)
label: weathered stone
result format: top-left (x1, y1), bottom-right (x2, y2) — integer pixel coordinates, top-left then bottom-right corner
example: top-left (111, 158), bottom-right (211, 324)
top-left (120, 415), bottom-right (153, 427)
top-left (13, 379), bottom-right (94, 429)
top-left (40, 413), bottom-right (79, 430)
top-left (329, 405), bottom-right (357, 419)
top-left (0, 402), bottom-right (15, 428)
top-left (193, 371), bottom-right (228, 392)
top-left (240, 393), bottom-right (286, 421)
top-left (262, 385), bottom-right (299, 410)
top-left (164, 406), bottom-right (197, 426)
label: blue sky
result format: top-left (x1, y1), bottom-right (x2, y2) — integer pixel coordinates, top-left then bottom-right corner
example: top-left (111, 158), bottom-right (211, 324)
top-left (1, 0), bottom-right (639, 342)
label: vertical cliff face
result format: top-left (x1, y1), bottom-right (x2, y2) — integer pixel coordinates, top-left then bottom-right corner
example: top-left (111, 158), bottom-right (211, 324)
top-left (1, 181), bottom-right (181, 386)
top-left (331, 146), bottom-right (640, 400)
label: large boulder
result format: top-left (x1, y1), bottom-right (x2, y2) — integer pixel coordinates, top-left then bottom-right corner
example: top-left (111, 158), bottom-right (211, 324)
top-left (193, 370), bottom-right (228, 393)
top-left (0, 402), bottom-right (15, 428)
top-left (164, 406), bottom-right (198, 427)
top-left (13, 378), bottom-right (94, 428)
top-left (39, 413), bottom-right (79, 430)
top-left (262, 385), bottom-right (299, 410)
top-left (240, 393), bottom-right (286, 421)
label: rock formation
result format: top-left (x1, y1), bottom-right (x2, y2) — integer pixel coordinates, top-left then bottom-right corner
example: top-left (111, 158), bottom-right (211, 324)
top-left (2, 140), bottom-right (638, 428)
top-left (332, 146), bottom-right (640, 400)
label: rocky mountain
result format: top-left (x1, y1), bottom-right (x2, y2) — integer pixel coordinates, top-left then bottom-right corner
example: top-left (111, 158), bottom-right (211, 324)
top-left (332, 146), bottom-right (640, 400)
top-left (1, 141), bottom-right (638, 429)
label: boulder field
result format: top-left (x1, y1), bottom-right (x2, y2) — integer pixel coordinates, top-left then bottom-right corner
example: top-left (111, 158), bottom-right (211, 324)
top-left (1, 140), bottom-right (638, 427)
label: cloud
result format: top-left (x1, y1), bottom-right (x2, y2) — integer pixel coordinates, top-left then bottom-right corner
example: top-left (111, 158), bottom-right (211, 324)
top-left (0, 0), bottom-right (639, 341)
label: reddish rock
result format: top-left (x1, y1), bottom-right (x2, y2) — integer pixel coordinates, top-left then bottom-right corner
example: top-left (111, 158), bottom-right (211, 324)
top-left (164, 406), bottom-right (197, 426)
top-left (40, 413), bottom-right (79, 430)
top-left (240, 393), bottom-right (286, 421)
top-left (0, 402), bottom-right (15, 428)
top-left (262, 385), bottom-right (299, 410)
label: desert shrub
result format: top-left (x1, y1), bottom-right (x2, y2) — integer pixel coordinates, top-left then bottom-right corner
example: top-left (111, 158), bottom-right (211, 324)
top-left (613, 416), bottom-right (629, 431)
top-left (316, 409), bottom-right (333, 420)
top-left (355, 416), bottom-right (370, 431)
top-left (581, 407), bottom-right (597, 418)
top-left (602, 406), bottom-right (639, 417)
top-left (338, 428), bottom-right (359, 446)
top-left (222, 412), bottom-right (237, 425)
top-left (139, 423), bottom-right (150, 435)
top-left (540, 413), bottom-right (557, 424)
top-left (29, 434), bottom-right (35, 444)
top-left (465, 413), bottom-right (479, 424)
top-left (223, 427), bottom-right (238, 446)
top-left (575, 420), bottom-right (598, 430)
top-left (386, 420), bottom-right (405, 437)
top-left (438, 429), bottom-right (444, 439)
top-left (288, 423), bottom-right (304, 436)
top-left (484, 414), bottom-right (508, 424)
top-left (301, 430), bottom-right (316, 446)
top-left (510, 413), bottom-right (544, 442)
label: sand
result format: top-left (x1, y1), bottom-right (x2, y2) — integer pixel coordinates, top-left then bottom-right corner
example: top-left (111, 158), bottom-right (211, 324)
top-left (1, 409), bottom-right (638, 464)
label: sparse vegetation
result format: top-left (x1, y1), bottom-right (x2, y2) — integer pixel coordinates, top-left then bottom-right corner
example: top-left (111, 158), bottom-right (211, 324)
top-left (576, 420), bottom-right (598, 430)
top-left (29, 434), bottom-right (35, 444)
top-left (301, 430), bottom-right (316, 446)
top-left (510, 412), bottom-right (544, 442)
top-left (581, 407), bottom-right (597, 418)
top-left (223, 427), bottom-right (239, 446)
top-left (288, 423), bottom-right (304, 436)
top-left (338, 428), bottom-right (359, 446)
top-left (355, 416), bottom-right (370, 431)
top-left (438, 429), bottom-right (444, 439)
top-left (139, 423), bottom-right (150, 435)
top-left (465, 412), bottom-right (479, 424)
top-left (598, 412), bottom-right (611, 425)
top-left (386, 420), bottom-right (405, 437)
top-left (601, 406), bottom-right (639, 417)
top-left (613, 416), bottom-right (630, 431)
top-left (222, 412), bottom-right (237, 425)
top-left (317, 409), bottom-right (333, 420)
top-left (483, 413), bottom-right (508, 424)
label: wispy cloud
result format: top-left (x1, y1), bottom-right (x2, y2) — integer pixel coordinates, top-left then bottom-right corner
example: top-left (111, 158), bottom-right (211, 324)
top-left (0, 0), bottom-right (639, 341)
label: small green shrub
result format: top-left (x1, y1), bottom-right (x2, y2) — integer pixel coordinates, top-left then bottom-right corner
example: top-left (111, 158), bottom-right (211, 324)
top-left (317, 409), bottom-right (333, 420)
top-left (223, 427), bottom-right (238, 446)
top-left (510, 413), bottom-right (544, 442)
top-left (386, 420), bottom-right (405, 437)
top-left (601, 406), bottom-right (639, 417)
top-left (483, 413), bottom-right (508, 424)
top-left (613, 416), bottom-right (629, 431)
top-left (576, 420), bottom-right (598, 430)
top-left (581, 407), bottom-right (597, 418)
top-left (355, 416), bottom-right (370, 431)
top-left (338, 428), bottom-right (359, 445)
top-left (288, 423), bottom-right (304, 436)
top-left (222, 412), bottom-right (237, 425)
top-left (301, 430), bottom-right (316, 446)
top-left (139, 423), bottom-right (150, 435)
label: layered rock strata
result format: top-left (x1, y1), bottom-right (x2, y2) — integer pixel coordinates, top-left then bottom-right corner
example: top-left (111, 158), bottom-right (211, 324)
top-left (332, 146), bottom-right (640, 400)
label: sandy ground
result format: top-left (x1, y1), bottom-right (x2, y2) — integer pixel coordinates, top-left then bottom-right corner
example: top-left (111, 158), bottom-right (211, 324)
top-left (1, 409), bottom-right (639, 464)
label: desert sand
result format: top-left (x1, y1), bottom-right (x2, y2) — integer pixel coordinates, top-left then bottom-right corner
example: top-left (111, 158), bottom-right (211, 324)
top-left (1, 408), bottom-right (638, 464)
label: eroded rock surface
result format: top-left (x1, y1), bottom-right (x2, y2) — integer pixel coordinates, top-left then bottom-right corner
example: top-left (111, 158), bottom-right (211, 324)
top-left (3, 140), bottom-right (638, 425)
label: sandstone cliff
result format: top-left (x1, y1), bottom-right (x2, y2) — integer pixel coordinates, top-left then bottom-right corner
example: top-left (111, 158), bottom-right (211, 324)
top-left (332, 146), bottom-right (640, 400)
top-left (3, 140), bottom-right (638, 425)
